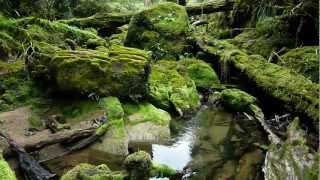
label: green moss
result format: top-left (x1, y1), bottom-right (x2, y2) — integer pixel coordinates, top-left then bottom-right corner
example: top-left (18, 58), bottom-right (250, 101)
top-left (27, 112), bottom-right (43, 128)
top-left (29, 45), bottom-right (150, 100)
top-left (125, 3), bottom-right (189, 59)
top-left (264, 118), bottom-right (318, 180)
top-left (0, 16), bottom-right (105, 51)
top-left (279, 47), bottom-right (318, 82)
top-left (221, 88), bottom-right (257, 112)
top-left (0, 153), bottom-right (17, 180)
top-left (150, 163), bottom-right (177, 178)
top-left (231, 17), bottom-right (295, 58)
top-left (124, 151), bottom-right (152, 179)
top-left (123, 102), bottom-right (171, 126)
top-left (199, 37), bottom-right (319, 128)
top-left (148, 60), bottom-right (200, 115)
top-left (178, 58), bottom-right (220, 89)
top-left (61, 163), bottom-right (126, 180)
top-left (96, 97), bottom-right (125, 137)
top-left (0, 31), bottom-right (21, 59)
top-left (0, 61), bottom-right (24, 75)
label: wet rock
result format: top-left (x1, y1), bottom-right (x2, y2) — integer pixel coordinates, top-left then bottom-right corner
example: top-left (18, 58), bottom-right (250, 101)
top-left (220, 88), bottom-right (257, 113)
top-left (124, 2), bottom-right (189, 59)
top-left (124, 151), bottom-right (152, 179)
top-left (279, 46), bottom-right (318, 83)
top-left (148, 60), bottom-right (200, 115)
top-left (263, 119), bottom-right (318, 180)
top-left (28, 45), bottom-right (150, 101)
top-left (60, 163), bottom-right (126, 180)
top-left (235, 149), bottom-right (264, 180)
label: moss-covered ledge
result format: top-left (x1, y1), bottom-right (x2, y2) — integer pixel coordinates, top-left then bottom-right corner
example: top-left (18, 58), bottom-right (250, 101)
top-left (195, 36), bottom-right (319, 129)
top-left (28, 44), bottom-right (151, 100)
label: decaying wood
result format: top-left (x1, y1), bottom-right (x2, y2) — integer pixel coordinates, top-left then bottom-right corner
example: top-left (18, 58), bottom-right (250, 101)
top-left (186, 0), bottom-right (235, 16)
top-left (192, 19), bottom-right (209, 26)
top-left (24, 127), bottom-right (96, 152)
top-left (0, 132), bottom-right (56, 180)
top-left (59, 13), bottom-right (134, 36)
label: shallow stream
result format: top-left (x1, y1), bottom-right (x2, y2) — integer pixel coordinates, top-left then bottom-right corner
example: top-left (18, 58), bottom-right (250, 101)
top-left (44, 105), bottom-right (266, 179)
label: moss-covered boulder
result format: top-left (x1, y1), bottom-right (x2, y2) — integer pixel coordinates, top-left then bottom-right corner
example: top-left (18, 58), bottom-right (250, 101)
top-left (0, 153), bottom-right (16, 180)
top-left (124, 151), bottom-right (152, 179)
top-left (221, 89), bottom-right (257, 112)
top-left (92, 97), bottom-right (128, 155)
top-left (178, 58), bottom-right (220, 89)
top-left (148, 60), bottom-right (200, 115)
top-left (29, 45), bottom-right (150, 100)
top-left (61, 163), bottom-right (126, 180)
top-left (279, 47), bottom-right (318, 83)
top-left (124, 2), bottom-right (189, 59)
top-left (124, 102), bottom-right (171, 142)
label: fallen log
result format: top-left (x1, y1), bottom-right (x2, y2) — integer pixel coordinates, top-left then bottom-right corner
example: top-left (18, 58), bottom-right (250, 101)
top-left (59, 13), bottom-right (134, 36)
top-left (0, 132), bottom-right (56, 180)
top-left (59, 0), bottom-right (235, 34)
top-left (24, 127), bottom-right (96, 152)
top-left (186, 0), bottom-right (235, 16)
top-left (39, 123), bottom-right (111, 163)
top-left (194, 36), bottom-right (319, 130)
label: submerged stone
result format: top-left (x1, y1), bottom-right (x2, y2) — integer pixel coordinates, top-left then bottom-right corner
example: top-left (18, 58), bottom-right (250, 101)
top-left (148, 60), bottom-right (200, 115)
top-left (124, 2), bottom-right (189, 59)
top-left (220, 88), bottom-right (257, 113)
top-left (279, 46), bottom-right (318, 83)
top-left (28, 45), bottom-right (150, 101)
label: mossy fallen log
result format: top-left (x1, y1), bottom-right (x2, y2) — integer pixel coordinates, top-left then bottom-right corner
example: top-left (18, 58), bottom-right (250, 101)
top-left (59, 13), bottom-right (134, 36)
top-left (195, 36), bottom-right (319, 129)
top-left (28, 44), bottom-right (151, 100)
top-left (59, 0), bottom-right (235, 35)
top-left (186, 0), bottom-right (235, 16)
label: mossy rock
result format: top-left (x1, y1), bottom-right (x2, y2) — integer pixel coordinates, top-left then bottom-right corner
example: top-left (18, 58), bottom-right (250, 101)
top-left (29, 45), bottom-right (151, 101)
top-left (124, 151), bottom-right (152, 179)
top-left (124, 2), bottom-right (189, 59)
top-left (221, 88), bottom-right (257, 112)
top-left (279, 47), bottom-right (318, 83)
top-left (123, 102), bottom-right (171, 126)
top-left (61, 163), bottom-right (126, 180)
top-left (178, 58), bottom-right (220, 89)
top-left (96, 97), bottom-right (125, 137)
top-left (148, 60), bottom-right (200, 115)
top-left (0, 153), bottom-right (16, 180)
top-left (264, 119), bottom-right (318, 180)
top-left (0, 16), bottom-right (105, 53)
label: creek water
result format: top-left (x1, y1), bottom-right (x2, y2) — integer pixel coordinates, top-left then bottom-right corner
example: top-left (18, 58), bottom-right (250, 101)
top-left (44, 106), bottom-right (266, 179)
